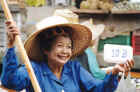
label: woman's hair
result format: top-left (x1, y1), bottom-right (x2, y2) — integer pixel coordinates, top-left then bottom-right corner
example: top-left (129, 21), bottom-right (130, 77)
top-left (37, 26), bottom-right (73, 52)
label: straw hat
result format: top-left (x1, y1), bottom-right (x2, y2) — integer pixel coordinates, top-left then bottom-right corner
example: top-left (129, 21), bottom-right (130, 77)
top-left (24, 16), bottom-right (92, 61)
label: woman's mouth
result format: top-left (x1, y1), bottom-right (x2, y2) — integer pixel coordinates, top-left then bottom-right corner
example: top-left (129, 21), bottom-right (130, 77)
top-left (58, 55), bottom-right (69, 60)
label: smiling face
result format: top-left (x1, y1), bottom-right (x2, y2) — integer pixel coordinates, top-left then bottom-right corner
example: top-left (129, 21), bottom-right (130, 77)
top-left (45, 35), bottom-right (72, 65)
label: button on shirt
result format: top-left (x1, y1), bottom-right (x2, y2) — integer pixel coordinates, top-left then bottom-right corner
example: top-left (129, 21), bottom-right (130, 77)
top-left (1, 48), bottom-right (118, 92)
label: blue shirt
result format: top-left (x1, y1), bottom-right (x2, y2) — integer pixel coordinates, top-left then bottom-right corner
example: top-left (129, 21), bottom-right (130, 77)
top-left (1, 48), bottom-right (118, 92)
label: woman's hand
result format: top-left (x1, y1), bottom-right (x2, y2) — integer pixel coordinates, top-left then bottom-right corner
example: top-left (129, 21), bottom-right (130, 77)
top-left (5, 20), bottom-right (19, 48)
top-left (111, 60), bottom-right (134, 75)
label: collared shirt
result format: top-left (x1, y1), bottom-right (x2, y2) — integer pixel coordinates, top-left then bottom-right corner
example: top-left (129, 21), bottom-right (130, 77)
top-left (1, 48), bottom-right (118, 92)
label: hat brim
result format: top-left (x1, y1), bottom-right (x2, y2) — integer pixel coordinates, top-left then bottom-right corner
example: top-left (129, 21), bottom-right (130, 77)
top-left (24, 23), bottom-right (92, 62)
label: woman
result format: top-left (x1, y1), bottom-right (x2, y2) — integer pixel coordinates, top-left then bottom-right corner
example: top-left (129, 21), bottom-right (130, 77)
top-left (1, 16), bottom-right (134, 92)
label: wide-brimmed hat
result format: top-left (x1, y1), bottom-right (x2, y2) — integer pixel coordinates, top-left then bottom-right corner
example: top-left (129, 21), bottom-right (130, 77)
top-left (24, 16), bottom-right (92, 61)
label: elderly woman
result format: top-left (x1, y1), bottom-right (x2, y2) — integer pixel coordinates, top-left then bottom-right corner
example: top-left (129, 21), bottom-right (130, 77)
top-left (1, 16), bottom-right (134, 92)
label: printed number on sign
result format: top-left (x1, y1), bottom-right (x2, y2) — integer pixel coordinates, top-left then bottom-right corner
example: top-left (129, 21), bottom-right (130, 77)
top-left (104, 44), bottom-right (133, 64)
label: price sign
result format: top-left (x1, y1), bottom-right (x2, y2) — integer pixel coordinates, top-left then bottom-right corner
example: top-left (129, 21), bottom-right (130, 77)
top-left (104, 44), bottom-right (133, 64)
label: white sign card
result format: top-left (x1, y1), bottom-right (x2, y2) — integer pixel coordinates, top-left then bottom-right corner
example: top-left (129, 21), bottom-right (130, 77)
top-left (104, 44), bottom-right (133, 64)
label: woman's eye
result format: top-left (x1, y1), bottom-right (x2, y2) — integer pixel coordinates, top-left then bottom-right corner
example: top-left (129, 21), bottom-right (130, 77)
top-left (57, 44), bottom-right (63, 47)
top-left (56, 44), bottom-right (71, 49)
top-left (68, 46), bottom-right (72, 49)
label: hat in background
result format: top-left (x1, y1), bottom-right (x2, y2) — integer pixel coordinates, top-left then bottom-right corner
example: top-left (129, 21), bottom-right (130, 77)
top-left (81, 18), bottom-right (105, 54)
top-left (81, 18), bottom-right (105, 41)
top-left (53, 9), bottom-right (79, 24)
top-left (24, 16), bottom-right (92, 61)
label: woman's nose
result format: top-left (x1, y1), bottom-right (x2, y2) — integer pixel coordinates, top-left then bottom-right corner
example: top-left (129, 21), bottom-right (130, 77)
top-left (62, 47), bottom-right (70, 54)
top-left (62, 47), bottom-right (67, 53)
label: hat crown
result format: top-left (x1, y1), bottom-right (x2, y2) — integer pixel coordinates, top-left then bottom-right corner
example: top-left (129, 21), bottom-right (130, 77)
top-left (36, 16), bottom-right (69, 31)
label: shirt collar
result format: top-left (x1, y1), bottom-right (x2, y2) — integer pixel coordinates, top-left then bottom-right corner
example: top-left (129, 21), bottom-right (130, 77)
top-left (41, 60), bottom-right (72, 75)
top-left (40, 61), bottom-right (72, 82)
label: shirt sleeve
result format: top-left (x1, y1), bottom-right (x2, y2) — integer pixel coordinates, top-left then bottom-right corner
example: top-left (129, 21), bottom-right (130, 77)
top-left (1, 47), bottom-right (31, 91)
top-left (85, 48), bottom-right (106, 80)
top-left (75, 61), bottom-right (118, 92)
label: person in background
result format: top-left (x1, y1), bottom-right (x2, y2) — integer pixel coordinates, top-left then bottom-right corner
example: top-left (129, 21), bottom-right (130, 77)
top-left (73, 47), bottom-right (106, 80)
top-left (75, 0), bottom-right (83, 8)
top-left (1, 16), bottom-right (134, 92)
top-left (74, 22), bottom-right (107, 80)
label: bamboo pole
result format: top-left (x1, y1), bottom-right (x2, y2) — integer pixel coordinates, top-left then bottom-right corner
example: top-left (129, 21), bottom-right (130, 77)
top-left (0, 0), bottom-right (42, 92)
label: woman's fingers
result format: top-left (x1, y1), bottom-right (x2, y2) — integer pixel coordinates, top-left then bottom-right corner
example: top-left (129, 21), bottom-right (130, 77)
top-left (116, 64), bottom-right (125, 72)
top-left (6, 20), bottom-right (19, 36)
top-left (121, 60), bottom-right (134, 72)
top-left (112, 64), bottom-right (125, 74)
top-left (112, 60), bottom-right (134, 75)
top-left (5, 20), bottom-right (12, 26)
top-left (128, 60), bottom-right (134, 68)
top-left (124, 63), bottom-right (130, 72)
top-left (5, 20), bottom-right (16, 26)
top-left (8, 28), bottom-right (19, 35)
top-left (125, 60), bottom-right (134, 71)
top-left (5, 20), bottom-right (19, 48)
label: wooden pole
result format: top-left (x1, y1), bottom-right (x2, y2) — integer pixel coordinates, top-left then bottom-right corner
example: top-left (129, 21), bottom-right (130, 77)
top-left (0, 0), bottom-right (42, 92)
